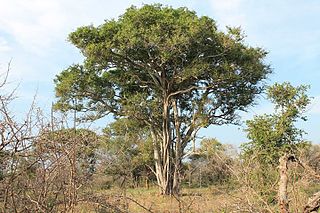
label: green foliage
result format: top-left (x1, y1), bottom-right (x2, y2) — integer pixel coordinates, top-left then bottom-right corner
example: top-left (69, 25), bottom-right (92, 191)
top-left (242, 82), bottom-right (311, 165)
top-left (241, 160), bottom-right (279, 204)
top-left (101, 118), bottom-right (154, 186)
top-left (186, 138), bottom-right (234, 186)
top-left (54, 4), bottom-right (270, 126)
top-left (199, 138), bottom-right (225, 157)
top-left (54, 4), bottom-right (270, 193)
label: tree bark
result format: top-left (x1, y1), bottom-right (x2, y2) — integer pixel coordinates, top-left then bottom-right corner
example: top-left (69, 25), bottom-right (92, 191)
top-left (152, 97), bottom-right (183, 195)
top-left (172, 99), bottom-right (182, 195)
top-left (152, 98), bottom-right (174, 195)
top-left (279, 154), bottom-right (294, 213)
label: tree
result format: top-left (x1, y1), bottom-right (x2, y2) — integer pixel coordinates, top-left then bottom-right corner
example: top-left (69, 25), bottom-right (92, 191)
top-left (186, 138), bottom-right (234, 187)
top-left (242, 82), bottom-right (310, 165)
top-left (101, 118), bottom-right (154, 188)
top-left (241, 82), bottom-right (310, 211)
top-left (54, 4), bottom-right (271, 195)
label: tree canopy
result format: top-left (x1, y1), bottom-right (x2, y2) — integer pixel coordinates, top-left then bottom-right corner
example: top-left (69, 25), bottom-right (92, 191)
top-left (242, 82), bottom-right (311, 165)
top-left (54, 4), bottom-right (271, 195)
top-left (55, 4), bottom-right (270, 123)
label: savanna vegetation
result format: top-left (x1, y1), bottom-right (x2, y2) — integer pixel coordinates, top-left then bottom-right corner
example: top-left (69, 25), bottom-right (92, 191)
top-left (1, 4), bottom-right (320, 213)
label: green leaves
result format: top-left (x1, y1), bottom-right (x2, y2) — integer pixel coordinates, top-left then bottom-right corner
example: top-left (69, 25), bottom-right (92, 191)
top-left (268, 82), bottom-right (310, 116)
top-left (54, 4), bottom-right (272, 194)
top-left (242, 82), bottom-right (311, 165)
top-left (102, 118), bottom-right (153, 178)
top-left (54, 3), bottom-right (270, 146)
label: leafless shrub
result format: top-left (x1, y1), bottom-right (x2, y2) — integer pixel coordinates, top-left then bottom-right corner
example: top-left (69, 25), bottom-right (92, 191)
top-left (0, 65), bottom-right (116, 212)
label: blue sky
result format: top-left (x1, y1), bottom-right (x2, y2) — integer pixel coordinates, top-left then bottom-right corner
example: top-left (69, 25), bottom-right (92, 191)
top-left (0, 0), bottom-right (319, 146)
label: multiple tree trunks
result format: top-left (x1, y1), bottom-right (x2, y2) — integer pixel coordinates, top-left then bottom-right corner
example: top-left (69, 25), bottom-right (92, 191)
top-left (152, 94), bottom-right (184, 195)
top-left (54, 4), bottom-right (271, 196)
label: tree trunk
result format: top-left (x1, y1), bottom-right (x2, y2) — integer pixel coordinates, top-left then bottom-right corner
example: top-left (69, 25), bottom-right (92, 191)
top-left (172, 99), bottom-right (182, 195)
top-left (151, 98), bottom-right (182, 195)
top-left (279, 154), bottom-right (293, 213)
top-left (153, 148), bottom-right (181, 195)
top-left (172, 157), bottom-right (181, 194)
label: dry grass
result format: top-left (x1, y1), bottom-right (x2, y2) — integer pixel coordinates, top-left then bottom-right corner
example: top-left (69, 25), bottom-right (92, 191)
top-left (75, 186), bottom-right (236, 213)
top-left (125, 187), bottom-right (229, 212)
top-left (73, 167), bottom-right (320, 213)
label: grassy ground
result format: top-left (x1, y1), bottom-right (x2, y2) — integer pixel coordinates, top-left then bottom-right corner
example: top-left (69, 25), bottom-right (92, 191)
top-left (74, 180), bottom-right (320, 212)
top-left (124, 187), bottom-right (230, 212)
top-left (75, 186), bottom-right (235, 212)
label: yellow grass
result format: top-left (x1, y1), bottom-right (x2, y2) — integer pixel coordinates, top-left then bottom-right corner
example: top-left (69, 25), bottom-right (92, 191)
top-left (75, 186), bottom-right (234, 213)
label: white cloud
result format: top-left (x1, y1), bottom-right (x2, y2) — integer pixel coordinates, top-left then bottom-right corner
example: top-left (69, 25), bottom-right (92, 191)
top-left (0, 0), bottom-right (137, 82)
top-left (0, 0), bottom-right (64, 54)
top-left (0, 0), bottom-right (132, 55)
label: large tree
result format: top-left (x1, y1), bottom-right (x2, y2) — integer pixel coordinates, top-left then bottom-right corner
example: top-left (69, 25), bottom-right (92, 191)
top-left (54, 4), bottom-right (271, 195)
